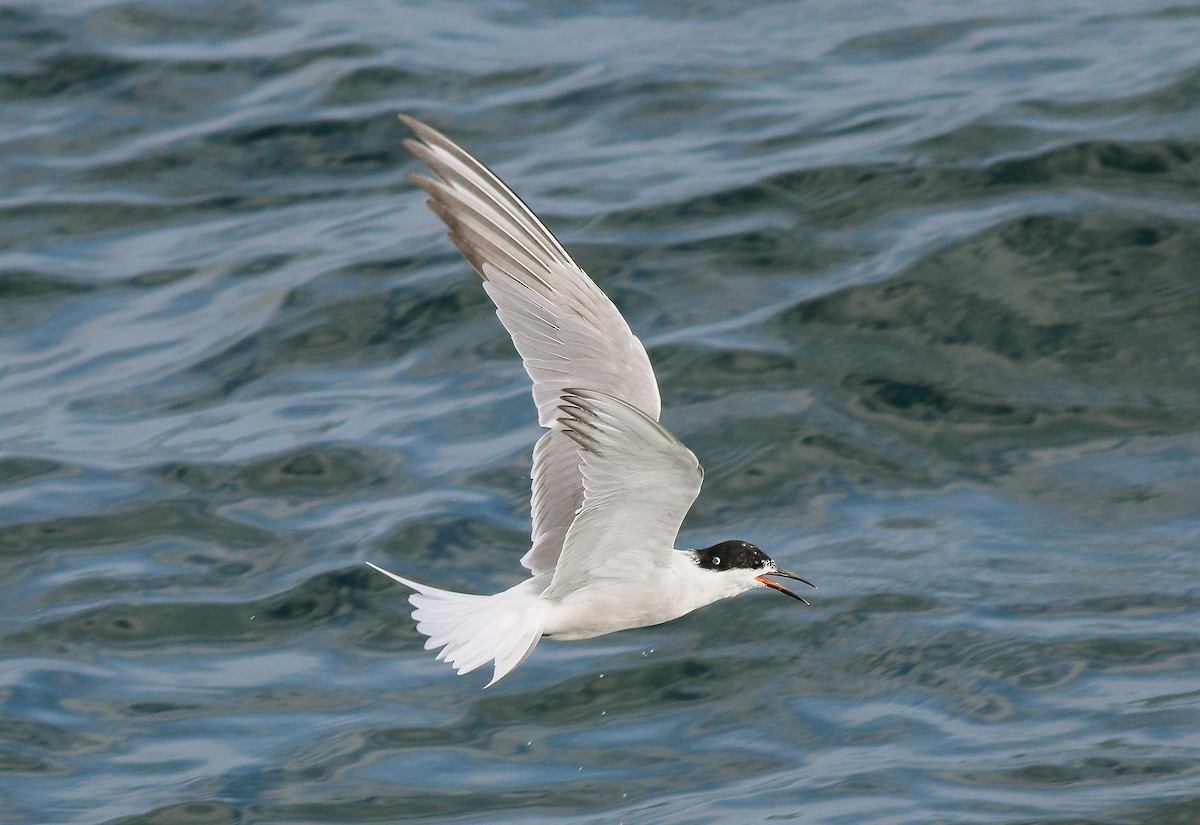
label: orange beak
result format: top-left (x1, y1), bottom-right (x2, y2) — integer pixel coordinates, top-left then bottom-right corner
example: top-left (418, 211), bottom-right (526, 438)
top-left (755, 569), bottom-right (816, 605)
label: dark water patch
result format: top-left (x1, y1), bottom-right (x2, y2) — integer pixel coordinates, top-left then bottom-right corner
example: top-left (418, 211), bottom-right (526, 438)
top-left (806, 640), bottom-right (1021, 719)
top-left (127, 279), bottom-right (490, 414)
top-left (0, 191), bottom-right (309, 248)
top-left (199, 278), bottom-right (484, 371)
top-left (832, 17), bottom-right (1019, 60)
top-left (649, 223), bottom-right (853, 280)
top-left (1138, 687), bottom-right (1200, 709)
top-left (1047, 634), bottom-right (1200, 673)
top-left (835, 16), bottom-right (1012, 59)
top-left (108, 686), bottom-right (352, 723)
top-left (370, 514), bottom-right (530, 594)
top-left (225, 115), bottom-right (404, 170)
top-left (0, 6), bottom-right (69, 50)
top-left (268, 287), bottom-right (487, 367)
top-left (0, 199), bottom-right (281, 248)
top-left (476, 658), bottom-right (727, 725)
top-left (7, 550), bottom-right (241, 611)
top-left (260, 786), bottom-right (623, 824)
top-left (252, 42), bottom-right (379, 78)
top-left (0, 498), bottom-right (277, 559)
top-left (324, 253), bottom-right (441, 286)
top-left (0, 749), bottom-right (60, 775)
top-left (277, 666), bottom-right (801, 821)
top-left (5, 600), bottom-right (253, 652)
top-left (0, 717), bottom-right (109, 758)
top-left (690, 403), bottom-right (934, 516)
top-left (996, 437), bottom-right (1200, 526)
top-left (582, 75), bottom-right (731, 123)
top-left (661, 345), bottom-right (803, 395)
top-left (107, 801), bottom-right (241, 825)
top-left (239, 446), bottom-right (390, 497)
top-left (1007, 592), bottom-right (1200, 618)
top-left (945, 755), bottom-right (1198, 788)
top-left (757, 591), bottom-right (1135, 708)
top-left (0, 456), bottom-right (64, 487)
top-left (774, 212), bottom-right (1200, 415)
top-left (911, 121), bottom-right (1056, 163)
top-left (120, 267), bottom-right (198, 290)
top-left (4, 565), bottom-right (380, 654)
top-left (321, 62), bottom-right (574, 109)
top-left (626, 136), bottom-right (1200, 240)
top-left (855, 592), bottom-right (939, 613)
top-left (849, 375), bottom-right (1028, 422)
top-left (144, 447), bottom-right (413, 534)
top-left (898, 628), bottom-right (1087, 693)
top-left (813, 211), bottom-right (1197, 355)
top-left (605, 158), bottom-right (949, 231)
top-left (0, 270), bottom-right (96, 301)
top-left (83, 0), bottom-right (278, 42)
top-left (1113, 796), bottom-right (1200, 825)
top-left (0, 51), bottom-right (141, 99)
top-left (986, 139), bottom-right (1199, 187)
top-left (74, 113), bottom-right (413, 201)
top-left (1023, 63), bottom-right (1200, 118)
top-left (261, 565), bottom-right (378, 626)
top-left (734, 162), bottom-right (967, 227)
top-left (319, 65), bottom-right (434, 107)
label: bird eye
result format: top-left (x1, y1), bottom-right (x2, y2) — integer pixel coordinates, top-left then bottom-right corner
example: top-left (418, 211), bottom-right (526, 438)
top-left (712, 556), bottom-right (721, 566)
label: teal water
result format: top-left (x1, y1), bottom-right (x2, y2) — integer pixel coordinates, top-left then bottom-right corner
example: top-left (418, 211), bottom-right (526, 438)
top-left (2, 1), bottom-right (1199, 823)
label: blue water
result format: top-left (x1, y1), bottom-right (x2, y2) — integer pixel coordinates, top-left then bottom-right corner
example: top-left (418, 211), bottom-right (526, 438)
top-left (2, 1), bottom-right (1199, 822)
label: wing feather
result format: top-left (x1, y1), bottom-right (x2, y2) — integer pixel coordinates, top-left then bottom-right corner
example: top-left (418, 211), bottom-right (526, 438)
top-left (402, 116), bottom-right (662, 577)
top-left (541, 389), bottom-right (703, 601)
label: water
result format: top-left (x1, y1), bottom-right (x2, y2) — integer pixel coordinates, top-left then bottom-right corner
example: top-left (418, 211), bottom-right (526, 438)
top-left (2, 1), bottom-right (1199, 822)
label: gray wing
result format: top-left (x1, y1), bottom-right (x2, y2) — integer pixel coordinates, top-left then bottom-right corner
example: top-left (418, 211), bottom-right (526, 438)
top-left (542, 389), bottom-right (703, 600)
top-left (401, 116), bottom-right (661, 577)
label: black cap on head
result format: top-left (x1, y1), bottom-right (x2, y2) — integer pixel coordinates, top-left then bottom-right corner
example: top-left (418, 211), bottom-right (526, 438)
top-left (694, 540), bottom-right (770, 572)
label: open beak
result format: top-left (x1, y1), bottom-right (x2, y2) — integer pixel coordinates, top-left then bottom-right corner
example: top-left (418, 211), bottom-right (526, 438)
top-left (755, 569), bottom-right (816, 605)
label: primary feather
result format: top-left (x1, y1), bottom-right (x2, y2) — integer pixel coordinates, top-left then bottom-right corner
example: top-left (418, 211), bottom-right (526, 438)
top-left (397, 115), bottom-right (660, 577)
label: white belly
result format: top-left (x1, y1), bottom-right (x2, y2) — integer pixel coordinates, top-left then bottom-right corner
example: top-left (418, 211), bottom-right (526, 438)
top-left (540, 578), bottom-right (700, 640)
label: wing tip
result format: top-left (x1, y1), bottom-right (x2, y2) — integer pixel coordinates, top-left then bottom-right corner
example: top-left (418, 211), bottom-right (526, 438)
top-left (399, 113), bottom-right (442, 145)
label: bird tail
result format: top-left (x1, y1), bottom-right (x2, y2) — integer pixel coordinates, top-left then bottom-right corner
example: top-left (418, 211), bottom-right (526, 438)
top-left (365, 562), bottom-right (544, 687)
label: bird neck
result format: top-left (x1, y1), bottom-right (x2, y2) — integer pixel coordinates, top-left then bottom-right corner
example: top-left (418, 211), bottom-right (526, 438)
top-left (671, 550), bottom-right (758, 611)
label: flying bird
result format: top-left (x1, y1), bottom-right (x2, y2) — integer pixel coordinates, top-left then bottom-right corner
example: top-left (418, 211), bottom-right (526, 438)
top-left (367, 115), bottom-right (814, 686)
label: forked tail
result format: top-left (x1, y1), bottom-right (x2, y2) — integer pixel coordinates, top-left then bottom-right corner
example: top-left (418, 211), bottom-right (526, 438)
top-left (365, 562), bottom-right (544, 687)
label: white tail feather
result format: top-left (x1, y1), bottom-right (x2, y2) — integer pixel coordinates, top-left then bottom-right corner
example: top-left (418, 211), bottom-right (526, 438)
top-left (365, 562), bottom-right (544, 687)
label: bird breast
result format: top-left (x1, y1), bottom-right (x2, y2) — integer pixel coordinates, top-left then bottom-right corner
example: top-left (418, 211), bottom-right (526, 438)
top-left (539, 552), bottom-right (726, 640)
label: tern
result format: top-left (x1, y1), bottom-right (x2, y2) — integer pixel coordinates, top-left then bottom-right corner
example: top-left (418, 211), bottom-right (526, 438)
top-left (367, 115), bottom-right (814, 686)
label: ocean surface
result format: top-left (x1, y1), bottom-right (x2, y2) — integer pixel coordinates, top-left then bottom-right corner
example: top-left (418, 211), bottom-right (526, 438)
top-left (2, 1), bottom-right (1199, 823)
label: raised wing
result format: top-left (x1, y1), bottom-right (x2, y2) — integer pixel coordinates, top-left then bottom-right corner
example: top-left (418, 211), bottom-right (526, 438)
top-left (401, 116), bottom-right (661, 577)
top-left (541, 389), bottom-right (703, 601)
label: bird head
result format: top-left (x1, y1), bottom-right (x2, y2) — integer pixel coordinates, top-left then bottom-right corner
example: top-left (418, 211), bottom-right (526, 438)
top-left (691, 540), bottom-right (815, 604)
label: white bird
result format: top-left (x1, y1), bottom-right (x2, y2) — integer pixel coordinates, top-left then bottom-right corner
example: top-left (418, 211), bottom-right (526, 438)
top-left (367, 115), bottom-right (814, 686)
